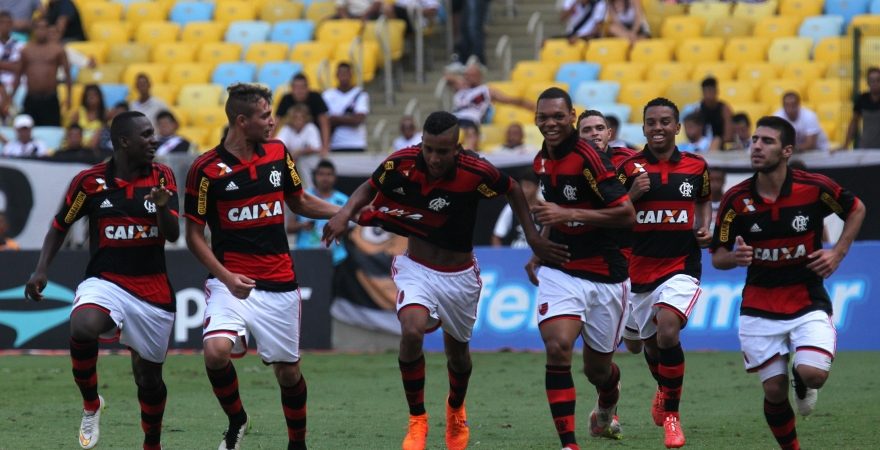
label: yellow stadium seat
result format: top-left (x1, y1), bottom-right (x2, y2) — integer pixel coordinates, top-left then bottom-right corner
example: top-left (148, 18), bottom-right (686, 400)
top-left (126, 1), bottom-right (170, 25)
top-left (861, 38), bottom-right (880, 71)
top-left (88, 22), bottom-right (130, 43)
top-left (825, 61), bottom-right (854, 79)
top-left (145, 83), bottom-right (179, 105)
top-left (80, 2), bottom-right (124, 31)
top-left (718, 81), bottom-right (756, 104)
top-left (167, 63), bottom-right (211, 85)
top-left (629, 39), bottom-right (675, 64)
top-left (779, 0), bottom-right (823, 20)
top-left (77, 63), bottom-right (126, 84)
top-left (317, 19), bottom-right (363, 45)
top-left (108, 43), bottom-right (152, 64)
top-left (135, 21), bottom-right (181, 44)
top-left (819, 121), bottom-right (838, 142)
top-left (691, 62), bottom-right (738, 82)
top-left (584, 38), bottom-right (630, 64)
top-left (486, 81), bottom-right (524, 99)
top-left (244, 42), bottom-right (289, 65)
top-left (177, 84), bottom-right (225, 110)
top-left (290, 41), bottom-right (335, 64)
top-left (188, 106), bottom-right (228, 129)
top-left (512, 60), bottom-right (557, 86)
top-left (492, 104), bottom-right (533, 127)
top-left (675, 38), bottom-right (724, 64)
top-left (808, 78), bottom-right (850, 103)
top-left (705, 17), bottom-right (753, 39)
top-left (665, 81), bottom-right (702, 107)
top-left (600, 62), bottom-right (647, 83)
top-left (734, 102), bottom-right (772, 123)
top-left (259, 1), bottom-right (304, 22)
top-left (848, 15), bottom-right (880, 36)
top-left (306, 1), bottom-right (337, 23)
top-left (540, 39), bottom-right (586, 64)
top-left (67, 42), bottom-right (108, 65)
top-left (660, 16), bottom-right (705, 42)
top-left (522, 82), bottom-right (569, 105)
top-left (753, 16), bottom-right (801, 39)
top-left (688, 2), bottom-right (731, 21)
top-left (814, 102), bottom-right (852, 132)
top-left (57, 84), bottom-right (84, 117)
top-left (333, 40), bottom-right (380, 82)
top-left (364, 18), bottom-right (406, 61)
top-left (759, 78), bottom-right (806, 106)
top-left (737, 62), bottom-right (781, 85)
top-left (181, 22), bottom-right (225, 44)
top-left (620, 81), bottom-right (664, 123)
top-left (214, 2), bottom-right (257, 24)
top-left (723, 37), bottom-right (770, 64)
top-left (767, 37), bottom-right (813, 64)
top-left (123, 63), bottom-right (168, 86)
top-left (814, 37), bottom-right (853, 64)
top-left (177, 126), bottom-right (208, 149)
top-left (152, 42), bottom-right (196, 64)
top-left (198, 42), bottom-right (243, 66)
top-left (646, 62), bottom-right (693, 83)
top-left (479, 124), bottom-right (505, 151)
top-left (642, 0), bottom-right (687, 34)
top-left (782, 61), bottom-right (827, 84)
top-left (732, 0), bottom-right (779, 24)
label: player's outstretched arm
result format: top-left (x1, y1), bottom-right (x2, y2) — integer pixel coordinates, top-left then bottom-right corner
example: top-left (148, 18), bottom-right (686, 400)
top-left (532, 199), bottom-right (635, 228)
top-left (712, 236), bottom-right (753, 270)
top-left (807, 199), bottom-right (866, 278)
top-left (146, 186), bottom-right (179, 242)
top-left (286, 191), bottom-right (341, 221)
top-left (185, 220), bottom-right (254, 299)
top-left (322, 180), bottom-right (377, 246)
top-left (505, 183), bottom-right (569, 265)
top-left (25, 226), bottom-right (68, 302)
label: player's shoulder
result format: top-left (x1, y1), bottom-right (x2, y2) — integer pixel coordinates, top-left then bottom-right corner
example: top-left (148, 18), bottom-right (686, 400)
top-left (617, 150), bottom-right (648, 170)
top-left (151, 162), bottom-right (177, 182)
top-left (388, 145), bottom-right (421, 161)
top-left (262, 139), bottom-right (289, 158)
top-left (71, 163), bottom-right (109, 194)
top-left (189, 147), bottom-right (223, 176)
top-left (791, 169), bottom-right (839, 191)
top-left (680, 150), bottom-right (708, 166)
top-left (611, 146), bottom-right (638, 158)
top-left (458, 149), bottom-right (501, 175)
top-left (718, 177), bottom-right (753, 209)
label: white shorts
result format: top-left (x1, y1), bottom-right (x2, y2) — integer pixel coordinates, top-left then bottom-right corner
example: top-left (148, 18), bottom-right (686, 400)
top-left (630, 274), bottom-right (702, 340)
top-left (739, 310), bottom-right (836, 381)
top-left (536, 266), bottom-right (629, 354)
top-left (621, 296), bottom-right (640, 342)
top-left (391, 254), bottom-right (482, 343)
top-left (202, 278), bottom-right (302, 364)
top-left (73, 277), bottom-right (175, 364)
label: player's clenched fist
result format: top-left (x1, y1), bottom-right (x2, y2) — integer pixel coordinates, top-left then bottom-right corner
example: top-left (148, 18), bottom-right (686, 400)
top-left (733, 235), bottom-right (753, 267)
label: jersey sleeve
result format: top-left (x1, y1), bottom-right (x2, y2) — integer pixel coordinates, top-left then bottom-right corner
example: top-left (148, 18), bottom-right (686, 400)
top-left (52, 171), bottom-right (91, 232)
top-left (370, 149), bottom-right (411, 190)
top-left (476, 155), bottom-right (512, 198)
top-left (586, 149), bottom-right (628, 207)
top-left (815, 173), bottom-right (859, 220)
top-left (699, 162), bottom-right (711, 202)
top-left (184, 160), bottom-right (210, 224)
top-left (710, 192), bottom-right (741, 252)
top-left (283, 151), bottom-right (305, 196)
top-left (158, 165), bottom-right (180, 217)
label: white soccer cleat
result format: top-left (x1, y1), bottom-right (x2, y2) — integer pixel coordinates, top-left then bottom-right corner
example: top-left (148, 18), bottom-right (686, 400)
top-left (791, 368), bottom-right (818, 416)
top-left (78, 395), bottom-right (105, 449)
top-left (589, 403), bottom-right (622, 440)
top-left (218, 415), bottom-right (249, 450)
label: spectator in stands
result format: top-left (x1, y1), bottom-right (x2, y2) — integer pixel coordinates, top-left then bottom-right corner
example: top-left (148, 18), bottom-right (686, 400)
top-left (445, 62), bottom-right (531, 128)
top-left (391, 115), bottom-right (421, 150)
top-left (842, 66), bottom-right (880, 151)
top-left (335, 0), bottom-right (383, 20)
top-left (492, 122), bottom-right (533, 153)
top-left (492, 171), bottom-right (540, 248)
top-left (44, 0), bottom-right (85, 43)
top-left (277, 104), bottom-right (322, 188)
top-left (1, 114), bottom-right (49, 157)
top-left (708, 168), bottom-right (725, 233)
top-left (324, 62), bottom-right (369, 152)
top-left (0, 11), bottom-right (24, 100)
top-left (276, 73), bottom-right (330, 156)
top-left (452, 0), bottom-right (490, 65)
top-left (0, 1), bottom-right (41, 33)
top-left (605, 0), bottom-right (650, 43)
top-left (96, 101), bottom-right (128, 155)
top-left (130, 73), bottom-right (169, 128)
top-left (48, 124), bottom-right (105, 164)
top-left (606, 115), bottom-right (633, 148)
top-left (684, 77), bottom-right (733, 151)
top-left (384, 0), bottom-right (439, 34)
top-left (679, 112), bottom-right (712, 153)
top-left (774, 91), bottom-right (830, 152)
top-left (155, 110), bottom-right (192, 156)
top-left (0, 211), bottom-right (18, 251)
top-left (68, 83), bottom-right (104, 149)
top-left (560, 0), bottom-right (607, 44)
top-left (12, 17), bottom-right (70, 127)
top-left (286, 159), bottom-right (349, 265)
top-left (461, 122), bottom-right (480, 152)
top-left (731, 112), bottom-right (752, 150)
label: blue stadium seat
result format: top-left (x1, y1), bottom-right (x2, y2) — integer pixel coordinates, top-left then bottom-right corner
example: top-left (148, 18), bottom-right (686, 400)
top-left (112, 0), bottom-right (142, 8)
top-left (258, 62), bottom-right (303, 90)
top-left (555, 62), bottom-right (601, 97)
top-left (169, 2), bottom-right (214, 26)
top-left (270, 20), bottom-right (315, 47)
top-left (872, 0), bottom-right (880, 13)
top-left (225, 21), bottom-right (272, 51)
top-left (799, 15), bottom-right (845, 44)
top-left (212, 62), bottom-right (257, 87)
top-left (572, 81), bottom-right (620, 106)
top-left (0, 126), bottom-right (15, 142)
top-left (592, 103), bottom-right (632, 124)
top-left (99, 84), bottom-right (129, 108)
top-left (32, 126), bottom-right (66, 151)
top-left (824, 0), bottom-right (870, 26)
top-left (618, 123), bottom-right (647, 147)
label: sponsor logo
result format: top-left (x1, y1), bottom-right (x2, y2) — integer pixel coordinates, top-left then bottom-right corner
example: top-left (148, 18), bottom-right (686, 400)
top-left (477, 183), bottom-right (497, 198)
top-left (95, 178), bottom-right (107, 192)
top-left (719, 209), bottom-right (736, 242)
top-left (428, 197), bottom-right (450, 211)
top-left (197, 177), bottom-right (209, 215)
top-left (636, 209), bottom-right (689, 224)
top-left (144, 200), bottom-right (156, 214)
top-left (583, 169), bottom-right (603, 200)
top-left (225, 181), bottom-right (239, 191)
top-left (633, 162), bottom-right (646, 174)
top-left (227, 201), bottom-right (283, 222)
top-left (99, 198), bottom-right (113, 209)
top-left (286, 156), bottom-right (302, 186)
top-left (385, 161), bottom-right (394, 170)
top-left (104, 224), bottom-right (159, 240)
top-left (378, 171), bottom-right (387, 185)
top-left (753, 244), bottom-right (807, 261)
top-left (749, 223), bottom-right (762, 233)
top-left (65, 191), bottom-right (87, 223)
top-left (216, 162), bottom-right (232, 175)
top-left (679, 180), bottom-right (694, 198)
top-left (742, 198), bottom-right (756, 212)
top-left (562, 184), bottom-right (577, 201)
top-left (377, 206), bottom-right (423, 220)
top-left (791, 215), bottom-right (809, 232)
top-left (820, 192), bottom-right (843, 214)
top-left (0, 281), bottom-right (76, 347)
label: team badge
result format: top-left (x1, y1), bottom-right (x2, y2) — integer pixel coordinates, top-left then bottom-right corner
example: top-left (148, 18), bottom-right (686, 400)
top-left (269, 169), bottom-right (282, 187)
top-left (538, 302), bottom-right (548, 316)
top-left (397, 290), bottom-right (405, 304)
top-left (791, 215), bottom-right (809, 232)
top-left (563, 184), bottom-right (577, 201)
top-left (144, 200), bottom-right (157, 214)
top-left (679, 180), bottom-right (693, 198)
top-left (428, 197), bottom-right (450, 211)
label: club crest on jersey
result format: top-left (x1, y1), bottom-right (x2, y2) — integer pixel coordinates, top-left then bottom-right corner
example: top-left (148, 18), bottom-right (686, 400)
top-left (754, 244), bottom-right (807, 261)
top-left (539, 302), bottom-right (548, 315)
top-left (104, 224), bottom-right (158, 240)
top-left (428, 197), bottom-right (450, 211)
top-left (791, 214), bottom-right (809, 232)
top-left (269, 168), bottom-right (282, 188)
top-left (679, 180), bottom-right (693, 198)
top-left (216, 162), bottom-right (232, 175)
top-left (636, 209), bottom-right (689, 224)
top-left (563, 184), bottom-right (577, 201)
top-left (144, 200), bottom-right (156, 213)
top-left (228, 200), bottom-right (283, 222)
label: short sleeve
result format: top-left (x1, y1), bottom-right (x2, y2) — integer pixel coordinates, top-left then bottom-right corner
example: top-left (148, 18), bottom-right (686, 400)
top-left (311, 92), bottom-right (329, 115)
top-left (370, 152), bottom-right (401, 189)
top-left (283, 151), bottom-right (305, 196)
top-left (815, 173), bottom-right (859, 220)
top-left (354, 91), bottom-right (370, 114)
top-left (585, 148), bottom-right (628, 206)
top-left (52, 171), bottom-right (90, 232)
top-left (475, 156), bottom-right (512, 198)
top-left (710, 193), bottom-right (740, 252)
top-left (157, 165), bottom-right (181, 217)
top-left (699, 162), bottom-right (711, 202)
top-left (184, 161), bottom-right (210, 224)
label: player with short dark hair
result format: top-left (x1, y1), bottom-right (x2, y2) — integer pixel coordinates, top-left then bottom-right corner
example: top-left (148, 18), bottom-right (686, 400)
top-left (323, 110), bottom-right (567, 450)
top-left (25, 111), bottom-right (179, 450)
top-left (711, 116), bottom-right (865, 450)
top-left (184, 83), bottom-right (340, 450)
top-left (617, 97), bottom-right (713, 448)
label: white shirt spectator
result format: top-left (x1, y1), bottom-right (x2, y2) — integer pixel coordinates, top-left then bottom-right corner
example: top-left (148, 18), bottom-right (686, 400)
top-left (2, 139), bottom-right (50, 157)
top-left (131, 97), bottom-right (170, 127)
top-left (392, 132), bottom-right (421, 151)
top-left (276, 123), bottom-right (322, 188)
top-left (773, 107), bottom-right (830, 151)
top-left (562, 0), bottom-right (608, 38)
top-left (678, 135), bottom-right (712, 153)
top-left (452, 84), bottom-right (491, 125)
top-left (336, 0), bottom-right (381, 17)
top-left (492, 143), bottom-right (534, 154)
top-left (323, 87), bottom-right (370, 151)
top-left (0, 36), bottom-right (24, 93)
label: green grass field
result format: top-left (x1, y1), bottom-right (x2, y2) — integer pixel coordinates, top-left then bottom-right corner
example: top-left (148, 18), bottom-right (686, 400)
top-left (2, 351), bottom-right (878, 449)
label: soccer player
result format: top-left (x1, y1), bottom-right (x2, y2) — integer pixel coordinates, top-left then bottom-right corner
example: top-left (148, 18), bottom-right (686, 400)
top-left (25, 111), bottom-right (179, 450)
top-left (322, 110), bottom-right (567, 450)
top-left (616, 97), bottom-right (712, 448)
top-left (577, 109), bottom-right (643, 355)
top-left (524, 91), bottom-right (635, 449)
top-left (711, 116), bottom-right (865, 450)
top-left (184, 83), bottom-right (340, 450)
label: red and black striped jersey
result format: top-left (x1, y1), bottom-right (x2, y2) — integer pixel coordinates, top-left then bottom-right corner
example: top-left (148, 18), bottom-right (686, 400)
top-left (607, 146), bottom-right (638, 260)
top-left (618, 148), bottom-right (710, 293)
top-left (184, 140), bottom-right (304, 291)
top-left (53, 159), bottom-right (179, 311)
top-left (361, 146), bottom-right (512, 252)
top-left (534, 133), bottom-right (630, 283)
top-left (710, 168), bottom-right (860, 320)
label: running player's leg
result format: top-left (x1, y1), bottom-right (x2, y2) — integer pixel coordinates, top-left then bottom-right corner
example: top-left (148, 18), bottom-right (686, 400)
top-left (69, 306), bottom-right (115, 449)
top-left (443, 332), bottom-right (471, 450)
top-left (655, 307), bottom-right (686, 448)
top-left (790, 311), bottom-right (835, 417)
top-left (581, 279), bottom-right (625, 440)
top-left (583, 348), bottom-right (621, 439)
top-left (541, 319), bottom-right (585, 450)
top-left (274, 362), bottom-right (306, 450)
top-left (131, 353), bottom-right (166, 450)
top-left (398, 305), bottom-right (431, 450)
top-left (760, 357), bottom-right (801, 450)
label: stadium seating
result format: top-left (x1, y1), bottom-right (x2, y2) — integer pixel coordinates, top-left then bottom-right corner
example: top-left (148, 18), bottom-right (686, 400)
top-left (244, 42), bottom-right (290, 65)
top-left (848, 15), bottom-right (880, 35)
top-left (760, 78), bottom-right (807, 106)
top-left (573, 81), bottom-right (621, 105)
top-left (270, 20), bottom-right (316, 47)
top-left (135, 21), bottom-right (181, 44)
top-left (540, 39), bottom-right (586, 64)
top-left (225, 21), bottom-right (273, 51)
top-left (660, 16), bottom-right (705, 42)
top-left (629, 39), bottom-right (675, 64)
top-left (738, 62), bottom-right (781, 85)
top-left (592, 103), bottom-right (631, 124)
top-left (168, 63), bottom-right (211, 85)
top-left (718, 81), bottom-right (757, 104)
top-left (491, 104), bottom-right (533, 127)
top-left (799, 15), bottom-right (846, 44)
top-left (108, 43), bottom-right (152, 65)
top-left (782, 61), bottom-right (828, 83)
top-left (734, 102), bottom-right (771, 122)
top-left (647, 62), bottom-right (693, 83)
top-left (554, 62), bottom-right (601, 95)
top-left (691, 62), bottom-right (738, 82)
top-left (814, 36), bottom-right (854, 62)
top-left (188, 106), bottom-right (228, 129)
top-left (177, 84), bottom-right (225, 110)
top-left (80, 2), bottom-right (124, 31)
top-left (618, 123), bottom-right (647, 146)
top-left (199, 42), bottom-right (244, 66)
top-left (214, 1), bottom-right (258, 25)
top-left (290, 41), bottom-right (335, 64)
top-left (67, 42), bottom-right (108, 65)
top-left (98, 84), bottom-right (130, 108)
top-left (584, 38), bottom-right (630, 64)
top-left (152, 42), bottom-right (197, 64)
top-left (259, 1), bottom-right (305, 22)
top-left (170, 2), bottom-right (214, 26)
top-left (808, 78), bottom-right (849, 103)
top-left (126, 1), bottom-right (170, 25)
top-left (317, 19), bottom-right (363, 45)
top-left (753, 16), bottom-right (801, 39)
top-left (688, 2), bottom-right (732, 21)
top-left (181, 21), bottom-right (225, 43)
top-left (522, 82), bottom-right (569, 104)
top-left (32, 127), bottom-right (66, 151)
top-left (486, 81), bottom-right (524, 100)
top-left (665, 81), bottom-right (702, 106)
top-left (767, 37), bottom-right (814, 63)
top-left (77, 64), bottom-right (126, 84)
top-left (212, 62), bottom-right (258, 87)
top-left (824, 0), bottom-right (871, 26)
top-left (732, 0), bottom-right (779, 24)
top-left (88, 23), bottom-right (129, 43)
top-left (511, 61), bottom-right (557, 86)
top-left (722, 37), bottom-right (771, 64)
top-left (258, 62), bottom-right (304, 90)
top-left (123, 63), bottom-right (168, 86)
top-left (305, 1), bottom-right (337, 23)
top-left (780, 0), bottom-right (825, 20)
top-left (872, 0), bottom-right (880, 13)
top-left (363, 19), bottom-right (407, 61)
top-left (620, 81), bottom-right (664, 122)
top-left (600, 62), bottom-right (647, 83)
top-left (705, 17), bottom-right (753, 39)
top-left (675, 38), bottom-right (724, 64)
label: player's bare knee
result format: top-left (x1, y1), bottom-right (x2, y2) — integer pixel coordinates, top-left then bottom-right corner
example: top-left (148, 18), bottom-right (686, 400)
top-left (796, 365), bottom-right (829, 389)
top-left (584, 364), bottom-right (611, 386)
top-left (543, 338), bottom-right (573, 363)
top-left (762, 375), bottom-right (789, 403)
top-left (274, 362), bottom-right (302, 387)
top-left (623, 339), bottom-right (643, 354)
top-left (203, 339), bottom-right (232, 370)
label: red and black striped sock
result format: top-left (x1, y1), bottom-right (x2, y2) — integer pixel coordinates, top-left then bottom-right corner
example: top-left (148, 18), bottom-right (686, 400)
top-left (138, 381), bottom-right (166, 450)
top-left (447, 364), bottom-right (471, 409)
top-left (764, 398), bottom-right (799, 450)
top-left (658, 343), bottom-right (685, 413)
top-left (644, 348), bottom-right (660, 384)
top-left (281, 376), bottom-right (307, 449)
top-left (399, 355), bottom-right (426, 415)
top-left (546, 364), bottom-right (577, 448)
top-left (70, 337), bottom-right (100, 412)
top-left (596, 362), bottom-right (621, 409)
top-left (206, 362), bottom-right (247, 424)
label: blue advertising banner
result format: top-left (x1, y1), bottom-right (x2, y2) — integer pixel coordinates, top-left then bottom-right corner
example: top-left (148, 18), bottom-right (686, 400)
top-left (424, 243), bottom-right (879, 351)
